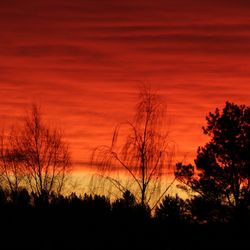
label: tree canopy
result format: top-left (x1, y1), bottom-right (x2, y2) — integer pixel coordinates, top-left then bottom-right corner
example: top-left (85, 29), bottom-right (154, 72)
top-left (176, 102), bottom-right (250, 210)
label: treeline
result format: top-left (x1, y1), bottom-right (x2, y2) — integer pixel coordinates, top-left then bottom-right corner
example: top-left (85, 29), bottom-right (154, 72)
top-left (0, 187), bottom-right (248, 224)
top-left (0, 188), bottom-right (248, 249)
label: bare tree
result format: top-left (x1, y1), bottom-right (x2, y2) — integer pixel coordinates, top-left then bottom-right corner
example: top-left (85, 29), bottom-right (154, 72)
top-left (91, 85), bottom-right (175, 208)
top-left (0, 129), bottom-right (25, 194)
top-left (14, 105), bottom-right (72, 197)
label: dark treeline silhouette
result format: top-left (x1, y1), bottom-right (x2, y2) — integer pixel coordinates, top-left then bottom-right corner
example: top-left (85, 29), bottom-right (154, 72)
top-left (0, 187), bottom-right (248, 249)
top-left (0, 93), bottom-right (249, 249)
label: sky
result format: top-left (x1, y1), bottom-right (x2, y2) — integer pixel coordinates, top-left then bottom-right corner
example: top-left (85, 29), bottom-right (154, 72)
top-left (1, 0), bottom-right (250, 175)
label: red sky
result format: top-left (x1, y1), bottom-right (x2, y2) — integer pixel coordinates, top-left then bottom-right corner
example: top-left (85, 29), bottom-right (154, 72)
top-left (1, 0), bottom-right (250, 173)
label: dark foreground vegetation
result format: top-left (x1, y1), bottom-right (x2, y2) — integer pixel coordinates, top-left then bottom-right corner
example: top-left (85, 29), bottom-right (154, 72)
top-left (0, 189), bottom-right (248, 249)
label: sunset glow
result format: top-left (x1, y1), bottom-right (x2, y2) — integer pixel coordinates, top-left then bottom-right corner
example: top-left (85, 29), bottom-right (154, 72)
top-left (1, 0), bottom-right (250, 173)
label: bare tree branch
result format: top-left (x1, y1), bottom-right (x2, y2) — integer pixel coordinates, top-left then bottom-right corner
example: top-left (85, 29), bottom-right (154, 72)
top-left (91, 84), bottom-right (175, 208)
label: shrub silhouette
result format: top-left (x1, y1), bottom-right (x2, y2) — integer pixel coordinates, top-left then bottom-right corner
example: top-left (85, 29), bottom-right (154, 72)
top-left (155, 194), bottom-right (190, 224)
top-left (112, 190), bottom-right (150, 221)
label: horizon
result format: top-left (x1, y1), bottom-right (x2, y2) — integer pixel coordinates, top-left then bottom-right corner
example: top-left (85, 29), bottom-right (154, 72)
top-left (1, 0), bottom-right (250, 175)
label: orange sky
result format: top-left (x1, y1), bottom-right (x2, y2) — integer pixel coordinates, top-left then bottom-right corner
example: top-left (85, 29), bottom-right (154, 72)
top-left (1, 0), bottom-right (250, 174)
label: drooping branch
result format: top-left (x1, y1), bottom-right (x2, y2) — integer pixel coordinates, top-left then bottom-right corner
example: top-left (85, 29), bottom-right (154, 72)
top-left (91, 85), bottom-right (175, 208)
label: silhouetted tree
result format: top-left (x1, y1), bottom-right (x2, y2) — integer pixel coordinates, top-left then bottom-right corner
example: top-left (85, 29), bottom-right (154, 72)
top-left (92, 85), bottom-right (175, 208)
top-left (175, 102), bottom-right (250, 212)
top-left (9, 188), bottom-right (31, 207)
top-left (189, 195), bottom-right (229, 223)
top-left (112, 190), bottom-right (150, 220)
top-left (15, 105), bottom-right (72, 198)
top-left (82, 193), bottom-right (111, 218)
top-left (113, 190), bottom-right (136, 209)
top-left (155, 194), bottom-right (190, 224)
